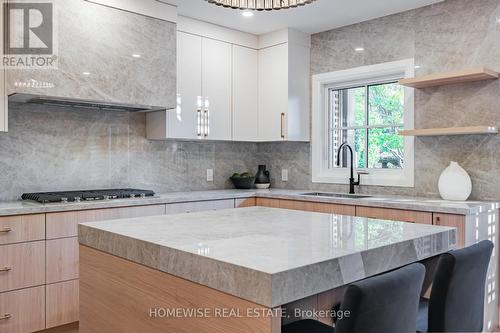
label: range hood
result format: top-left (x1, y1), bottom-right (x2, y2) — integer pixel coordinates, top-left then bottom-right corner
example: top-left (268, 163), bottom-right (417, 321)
top-left (8, 93), bottom-right (168, 112)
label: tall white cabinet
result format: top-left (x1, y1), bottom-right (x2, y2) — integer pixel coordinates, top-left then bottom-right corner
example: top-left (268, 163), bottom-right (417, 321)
top-left (233, 45), bottom-right (259, 141)
top-left (167, 32), bottom-right (202, 139)
top-left (202, 38), bottom-right (232, 141)
top-left (258, 30), bottom-right (310, 142)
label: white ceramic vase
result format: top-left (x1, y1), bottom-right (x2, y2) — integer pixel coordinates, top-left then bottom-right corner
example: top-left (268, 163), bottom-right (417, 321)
top-left (438, 162), bottom-right (472, 201)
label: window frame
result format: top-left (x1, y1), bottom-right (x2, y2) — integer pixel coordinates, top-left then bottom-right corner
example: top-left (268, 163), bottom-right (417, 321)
top-left (311, 59), bottom-right (415, 187)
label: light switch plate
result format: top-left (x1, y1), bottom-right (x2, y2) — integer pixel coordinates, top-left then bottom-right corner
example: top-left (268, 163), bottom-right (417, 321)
top-left (282, 169), bottom-right (289, 182)
top-left (206, 169), bottom-right (214, 182)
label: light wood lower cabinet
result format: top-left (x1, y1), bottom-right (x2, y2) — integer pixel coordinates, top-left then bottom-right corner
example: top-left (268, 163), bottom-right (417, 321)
top-left (356, 206), bottom-right (433, 225)
top-left (46, 204), bottom-right (166, 239)
top-left (0, 214), bottom-right (45, 245)
top-left (46, 280), bottom-right (79, 329)
top-left (46, 238), bottom-right (79, 284)
top-left (256, 198), bottom-right (356, 216)
top-left (0, 241), bottom-right (45, 293)
top-left (433, 213), bottom-right (465, 248)
top-left (256, 198), bottom-right (280, 208)
top-left (0, 286), bottom-right (45, 333)
top-left (235, 198), bottom-right (256, 208)
top-left (278, 200), bottom-right (356, 216)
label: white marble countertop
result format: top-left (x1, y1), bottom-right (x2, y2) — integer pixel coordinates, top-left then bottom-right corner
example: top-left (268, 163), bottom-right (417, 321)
top-left (0, 189), bottom-right (497, 217)
top-left (79, 207), bottom-right (456, 307)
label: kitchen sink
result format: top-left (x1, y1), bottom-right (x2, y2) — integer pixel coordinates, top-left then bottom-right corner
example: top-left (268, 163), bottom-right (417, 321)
top-left (300, 192), bottom-right (372, 199)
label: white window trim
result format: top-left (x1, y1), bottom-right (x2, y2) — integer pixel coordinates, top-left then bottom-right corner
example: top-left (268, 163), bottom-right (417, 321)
top-left (311, 59), bottom-right (415, 188)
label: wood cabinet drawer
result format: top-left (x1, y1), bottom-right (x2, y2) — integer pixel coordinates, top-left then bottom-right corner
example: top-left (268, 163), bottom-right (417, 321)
top-left (278, 200), bottom-right (356, 216)
top-left (165, 199), bottom-right (234, 214)
top-left (46, 204), bottom-right (166, 239)
top-left (46, 237), bottom-right (79, 284)
top-left (0, 286), bottom-right (45, 333)
top-left (0, 214), bottom-right (45, 245)
top-left (46, 279), bottom-right (79, 328)
top-left (356, 206), bottom-right (433, 225)
top-left (256, 198), bottom-right (280, 208)
top-left (433, 213), bottom-right (465, 248)
top-left (235, 198), bottom-right (256, 208)
top-left (0, 242), bottom-right (45, 292)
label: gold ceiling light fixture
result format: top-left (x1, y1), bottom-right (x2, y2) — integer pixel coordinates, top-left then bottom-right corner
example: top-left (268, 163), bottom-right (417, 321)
top-left (205, 0), bottom-right (317, 11)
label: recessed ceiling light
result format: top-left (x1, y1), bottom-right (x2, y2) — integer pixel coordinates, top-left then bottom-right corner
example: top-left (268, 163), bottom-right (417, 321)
top-left (242, 11), bottom-right (254, 17)
top-left (354, 47), bottom-right (364, 52)
top-left (415, 65), bottom-right (421, 69)
top-left (132, 54), bottom-right (142, 58)
top-left (82, 72), bottom-right (90, 76)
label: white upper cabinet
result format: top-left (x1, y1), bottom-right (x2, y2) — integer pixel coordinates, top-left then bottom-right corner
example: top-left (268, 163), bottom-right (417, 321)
top-left (147, 31), bottom-right (233, 140)
top-left (202, 38), bottom-right (232, 141)
top-left (232, 45), bottom-right (259, 142)
top-left (258, 44), bottom-right (289, 141)
top-left (258, 29), bottom-right (311, 142)
top-left (159, 32), bottom-right (202, 140)
top-left (147, 19), bottom-right (310, 142)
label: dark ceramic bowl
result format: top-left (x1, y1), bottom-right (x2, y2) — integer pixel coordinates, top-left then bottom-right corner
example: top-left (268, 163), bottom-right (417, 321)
top-left (230, 176), bottom-right (256, 190)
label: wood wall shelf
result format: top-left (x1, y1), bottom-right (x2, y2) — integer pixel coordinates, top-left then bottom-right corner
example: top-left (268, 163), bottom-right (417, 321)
top-left (399, 126), bottom-right (499, 137)
top-left (399, 68), bottom-right (499, 88)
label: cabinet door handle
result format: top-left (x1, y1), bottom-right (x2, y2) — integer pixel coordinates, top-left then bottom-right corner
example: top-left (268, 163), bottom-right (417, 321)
top-left (197, 109), bottom-right (202, 137)
top-left (0, 314), bottom-right (11, 320)
top-left (280, 113), bottom-right (285, 139)
top-left (0, 267), bottom-right (11, 272)
top-left (204, 110), bottom-right (209, 137)
top-left (0, 227), bottom-right (11, 233)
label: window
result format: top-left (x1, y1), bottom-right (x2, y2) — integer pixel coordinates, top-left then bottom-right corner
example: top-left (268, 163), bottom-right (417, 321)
top-left (312, 59), bottom-right (415, 187)
top-left (329, 82), bottom-right (405, 169)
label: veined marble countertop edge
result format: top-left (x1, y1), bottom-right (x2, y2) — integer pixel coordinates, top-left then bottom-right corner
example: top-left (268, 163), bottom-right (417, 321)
top-left (0, 189), bottom-right (497, 217)
top-left (78, 207), bottom-right (456, 307)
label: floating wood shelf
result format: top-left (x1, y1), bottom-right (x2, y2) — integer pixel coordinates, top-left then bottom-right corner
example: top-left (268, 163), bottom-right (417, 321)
top-left (399, 68), bottom-right (499, 88)
top-left (399, 126), bottom-right (499, 137)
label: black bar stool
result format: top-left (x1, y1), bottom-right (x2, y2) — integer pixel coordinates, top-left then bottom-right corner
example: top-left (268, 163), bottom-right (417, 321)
top-left (282, 263), bottom-right (426, 333)
top-left (417, 240), bottom-right (494, 333)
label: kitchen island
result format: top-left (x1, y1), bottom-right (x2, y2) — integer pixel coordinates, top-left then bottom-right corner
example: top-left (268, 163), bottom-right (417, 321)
top-left (78, 207), bottom-right (456, 333)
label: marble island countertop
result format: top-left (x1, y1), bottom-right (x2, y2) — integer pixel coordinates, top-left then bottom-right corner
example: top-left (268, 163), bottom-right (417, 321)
top-left (0, 188), bottom-right (497, 217)
top-left (79, 207), bottom-right (456, 307)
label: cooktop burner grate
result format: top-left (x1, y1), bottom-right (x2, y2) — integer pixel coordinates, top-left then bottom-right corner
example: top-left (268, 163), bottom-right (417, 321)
top-left (21, 188), bottom-right (155, 203)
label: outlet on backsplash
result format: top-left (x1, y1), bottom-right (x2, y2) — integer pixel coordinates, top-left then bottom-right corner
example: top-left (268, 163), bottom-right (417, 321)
top-left (207, 169), bottom-right (214, 182)
top-left (282, 169), bottom-right (289, 182)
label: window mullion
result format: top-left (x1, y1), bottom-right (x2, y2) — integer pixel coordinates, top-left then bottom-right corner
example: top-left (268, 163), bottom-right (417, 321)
top-left (365, 85), bottom-right (369, 169)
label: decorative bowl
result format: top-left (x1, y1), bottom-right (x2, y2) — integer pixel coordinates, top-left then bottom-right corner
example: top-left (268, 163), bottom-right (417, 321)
top-left (255, 183), bottom-right (271, 189)
top-left (230, 176), bottom-right (256, 190)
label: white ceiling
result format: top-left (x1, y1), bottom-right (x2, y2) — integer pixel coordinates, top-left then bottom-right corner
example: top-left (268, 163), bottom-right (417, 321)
top-left (174, 0), bottom-right (443, 35)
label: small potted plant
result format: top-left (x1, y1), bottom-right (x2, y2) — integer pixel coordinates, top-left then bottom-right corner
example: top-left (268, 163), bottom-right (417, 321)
top-left (230, 172), bottom-right (256, 189)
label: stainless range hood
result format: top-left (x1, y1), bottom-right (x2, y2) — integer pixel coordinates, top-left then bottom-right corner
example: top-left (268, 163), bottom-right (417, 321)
top-left (8, 93), bottom-right (168, 112)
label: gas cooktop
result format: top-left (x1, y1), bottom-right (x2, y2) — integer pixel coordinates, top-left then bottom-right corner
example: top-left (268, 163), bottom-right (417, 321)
top-left (21, 188), bottom-right (155, 204)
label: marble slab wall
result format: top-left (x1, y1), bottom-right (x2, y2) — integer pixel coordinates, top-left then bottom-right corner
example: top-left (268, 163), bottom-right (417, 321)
top-left (0, 103), bottom-right (258, 201)
top-left (260, 0), bottom-right (500, 201)
top-left (7, 0), bottom-right (177, 108)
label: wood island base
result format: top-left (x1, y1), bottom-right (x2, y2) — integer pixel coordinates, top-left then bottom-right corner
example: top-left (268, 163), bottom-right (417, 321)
top-left (79, 246), bottom-right (282, 333)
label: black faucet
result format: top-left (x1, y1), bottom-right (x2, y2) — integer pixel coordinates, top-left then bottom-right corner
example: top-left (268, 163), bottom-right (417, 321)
top-left (336, 143), bottom-right (366, 194)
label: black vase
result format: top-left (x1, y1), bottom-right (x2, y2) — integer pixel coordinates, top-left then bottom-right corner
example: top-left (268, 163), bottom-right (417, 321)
top-left (255, 165), bottom-right (271, 184)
